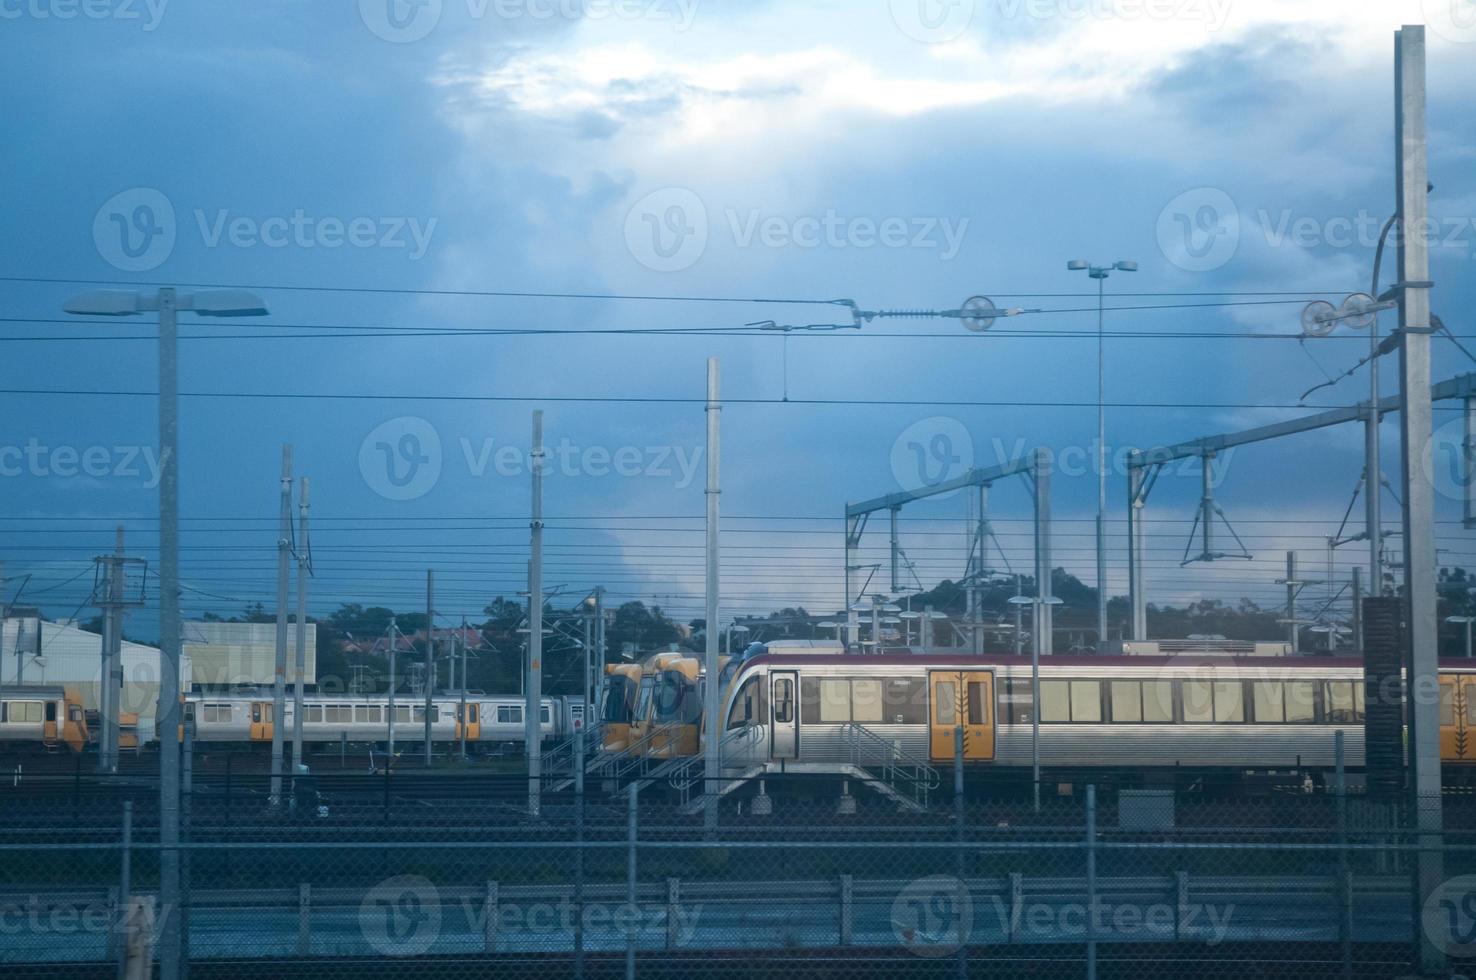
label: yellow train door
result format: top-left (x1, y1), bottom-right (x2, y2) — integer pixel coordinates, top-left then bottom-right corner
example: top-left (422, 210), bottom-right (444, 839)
top-left (1441, 675), bottom-right (1475, 763)
top-left (42, 700), bottom-right (58, 746)
top-left (928, 671), bottom-right (996, 763)
top-left (250, 702), bottom-right (273, 742)
top-left (458, 703), bottom-right (480, 742)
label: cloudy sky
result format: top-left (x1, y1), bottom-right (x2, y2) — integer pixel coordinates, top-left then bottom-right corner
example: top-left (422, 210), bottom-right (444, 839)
top-left (2, 0), bottom-right (1475, 641)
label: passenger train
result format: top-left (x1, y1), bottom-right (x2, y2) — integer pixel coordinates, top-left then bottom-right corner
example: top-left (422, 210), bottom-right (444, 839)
top-left (179, 691), bottom-right (589, 750)
top-left (591, 648), bottom-right (1476, 788)
top-left (705, 651), bottom-right (1476, 777)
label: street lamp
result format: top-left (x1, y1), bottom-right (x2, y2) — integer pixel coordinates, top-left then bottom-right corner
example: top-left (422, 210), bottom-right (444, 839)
top-left (62, 286), bottom-right (268, 980)
top-left (1448, 616), bottom-right (1475, 659)
top-left (1067, 259), bottom-right (1136, 652)
top-left (1010, 592), bottom-right (1062, 812)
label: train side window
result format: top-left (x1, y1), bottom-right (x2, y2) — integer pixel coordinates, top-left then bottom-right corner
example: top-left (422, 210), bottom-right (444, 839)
top-left (800, 678), bottom-right (820, 723)
top-left (0, 703), bottom-right (6, 722)
top-left (1143, 681), bottom-right (1173, 723)
top-left (1002, 679), bottom-right (1034, 725)
top-left (1465, 681), bottom-right (1476, 725)
top-left (851, 679), bottom-right (884, 724)
top-left (1213, 681), bottom-right (1244, 722)
top-left (355, 706), bottom-right (371, 723)
top-left (1253, 682), bottom-right (1285, 723)
top-left (934, 681), bottom-right (957, 726)
top-left (1039, 681), bottom-right (1070, 723)
top-left (887, 678), bottom-right (926, 725)
top-left (540, 705), bottom-right (551, 724)
top-left (966, 681), bottom-right (989, 726)
top-left (1110, 681), bottom-right (1141, 722)
top-left (306, 706), bottom-right (323, 723)
top-left (45, 702), bottom-right (56, 723)
top-left (498, 705), bottom-right (522, 725)
top-left (1286, 681), bottom-right (1316, 723)
top-left (819, 679), bottom-right (850, 723)
top-left (1070, 681), bottom-right (1101, 723)
top-left (1326, 682), bottom-right (1362, 724)
top-left (1182, 680), bottom-right (1214, 723)
top-left (773, 678), bottom-right (795, 724)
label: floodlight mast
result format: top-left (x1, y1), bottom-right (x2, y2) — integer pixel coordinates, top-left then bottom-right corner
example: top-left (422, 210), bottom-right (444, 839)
top-left (1067, 259), bottom-right (1137, 651)
top-left (61, 286), bottom-right (268, 980)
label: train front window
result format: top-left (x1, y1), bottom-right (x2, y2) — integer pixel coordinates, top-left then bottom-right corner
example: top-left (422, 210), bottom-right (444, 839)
top-left (727, 676), bottom-right (765, 729)
top-left (636, 677), bottom-right (655, 721)
top-left (601, 677), bottom-right (633, 724)
top-left (655, 672), bottom-right (687, 722)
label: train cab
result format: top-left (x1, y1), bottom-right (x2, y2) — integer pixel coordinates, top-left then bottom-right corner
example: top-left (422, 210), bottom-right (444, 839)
top-left (644, 656), bottom-right (703, 759)
top-left (601, 664), bottom-right (643, 752)
top-left (626, 653), bottom-right (694, 757)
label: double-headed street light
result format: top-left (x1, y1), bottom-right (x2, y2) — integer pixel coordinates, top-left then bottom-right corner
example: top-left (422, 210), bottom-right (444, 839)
top-left (1067, 259), bottom-right (1137, 652)
top-left (62, 286), bottom-right (268, 980)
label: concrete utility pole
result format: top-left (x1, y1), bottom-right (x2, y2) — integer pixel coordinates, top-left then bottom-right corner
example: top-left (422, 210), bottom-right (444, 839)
top-left (1393, 25), bottom-right (1443, 973)
top-left (1284, 552), bottom-right (1300, 653)
top-left (293, 477), bottom-right (310, 781)
top-left (386, 619), bottom-right (396, 759)
top-left (703, 358), bottom-right (722, 826)
top-left (459, 617), bottom-right (468, 762)
top-left (270, 445), bottom-right (292, 804)
top-left (424, 570), bottom-right (434, 765)
top-left (527, 411), bottom-right (545, 817)
top-left (593, 586), bottom-right (606, 711)
top-left (57, 286), bottom-right (266, 980)
top-left (156, 288), bottom-right (183, 980)
top-left (95, 528), bottom-right (127, 773)
top-left (1033, 448), bottom-right (1054, 657)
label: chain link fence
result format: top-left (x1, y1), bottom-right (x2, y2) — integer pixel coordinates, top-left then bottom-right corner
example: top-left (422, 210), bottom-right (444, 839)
top-left (2, 772), bottom-right (1476, 978)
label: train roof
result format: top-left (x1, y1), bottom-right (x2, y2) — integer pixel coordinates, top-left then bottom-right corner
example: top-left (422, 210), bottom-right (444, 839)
top-left (735, 651), bottom-right (1476, 671)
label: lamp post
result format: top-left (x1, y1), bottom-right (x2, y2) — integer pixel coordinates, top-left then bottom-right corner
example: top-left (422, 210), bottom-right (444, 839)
top-left (1067, 259), bottom-right (1136, 651)
top-left (62, 287), bottom-right (267, 980)
top-left (1010, 592), bottom-right (1062, 812)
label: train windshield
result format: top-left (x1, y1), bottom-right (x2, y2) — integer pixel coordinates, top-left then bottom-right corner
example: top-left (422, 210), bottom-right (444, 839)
top-left (635, 676), bottom-right (656, 721)
top-left (654, 670), bottom-right (698, 724)
top-left (602, 675), bottom-right (636, 724)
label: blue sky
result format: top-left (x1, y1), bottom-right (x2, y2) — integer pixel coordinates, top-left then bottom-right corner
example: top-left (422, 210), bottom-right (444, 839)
top-left (2, 0), bottom-right (1475, 637)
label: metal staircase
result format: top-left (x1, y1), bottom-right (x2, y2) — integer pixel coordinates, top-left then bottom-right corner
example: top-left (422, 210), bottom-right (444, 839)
top-left (838, 723), bottom-right (940, 811)
top-left (668, 724), bottom-right (765, 809)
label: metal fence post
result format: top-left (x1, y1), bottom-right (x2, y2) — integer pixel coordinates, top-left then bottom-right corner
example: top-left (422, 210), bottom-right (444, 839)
top-left (839, 875), bottom-right (853, 945)
top-left (1086, 785), bottom-right (1097, 980)
top-left (954, 724), bottom-right (966, 980)
top-left (116, 800), bottom-right (132, 980)
top-left (666, 878), bottom-right (680, 949)
top-left (1336, 730), bottom-right (1351, 980)
top-left (575, 727), bottom-right (586, 980)
top-left (1175, 871), bottom-right (1188, 941)
top-left (181, 721), bottom-right (192, 977)
top-left (297, 883), bottom-right (311, 956)
top-left (1009, 872), bottom-right (1022, 943)
top-left (483, 882), bottom-right (498, 952)
top-left (627, 784), bottom-right (638, 980)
